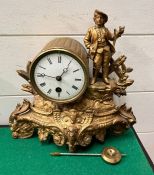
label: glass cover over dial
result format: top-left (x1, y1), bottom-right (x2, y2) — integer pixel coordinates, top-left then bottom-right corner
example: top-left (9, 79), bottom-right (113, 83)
top-left (31, 51), bottom-right (87, 103)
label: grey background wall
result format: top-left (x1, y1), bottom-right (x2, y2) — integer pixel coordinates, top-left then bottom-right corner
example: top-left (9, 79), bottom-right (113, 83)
top-left (0, 0), bottom-right (153, 163)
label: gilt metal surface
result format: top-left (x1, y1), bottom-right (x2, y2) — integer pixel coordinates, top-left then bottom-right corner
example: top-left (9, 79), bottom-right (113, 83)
top-left (102, 147), bottom-right (122, 164)
top-left (9, 10), bottom-right (136, 152)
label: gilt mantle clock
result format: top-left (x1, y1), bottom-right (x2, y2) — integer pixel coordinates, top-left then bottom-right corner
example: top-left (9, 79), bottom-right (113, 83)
top-left (9, 10), bottom-right (136, 152)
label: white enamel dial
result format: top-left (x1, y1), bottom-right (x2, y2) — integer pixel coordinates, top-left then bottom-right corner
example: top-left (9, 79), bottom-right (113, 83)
top-left (32, 51), bottom-right (87, 102)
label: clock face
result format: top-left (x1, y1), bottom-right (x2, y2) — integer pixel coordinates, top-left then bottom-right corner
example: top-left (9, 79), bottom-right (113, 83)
top-left (30, 50), bottom-right (88, 103)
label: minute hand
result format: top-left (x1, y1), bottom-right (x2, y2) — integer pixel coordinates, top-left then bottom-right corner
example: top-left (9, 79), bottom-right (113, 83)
top-left (60, 60), bottom-right (72, 77)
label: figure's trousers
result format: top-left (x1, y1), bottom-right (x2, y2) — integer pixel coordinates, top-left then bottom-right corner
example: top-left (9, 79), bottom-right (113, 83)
top-left (93, 50), bottom-right (111, 81)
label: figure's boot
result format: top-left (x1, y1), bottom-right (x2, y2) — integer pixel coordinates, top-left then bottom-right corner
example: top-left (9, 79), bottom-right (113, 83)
top-left (103, 55), bottom-right (111, 84)
top-left (91, 68), bottom-right (98, 84)
top-left (103, 64), bottom-right (110, 84)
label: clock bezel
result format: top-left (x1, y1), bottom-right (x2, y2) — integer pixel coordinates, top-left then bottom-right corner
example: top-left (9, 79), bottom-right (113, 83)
top-left (29, 49), bottom-right (89, 103)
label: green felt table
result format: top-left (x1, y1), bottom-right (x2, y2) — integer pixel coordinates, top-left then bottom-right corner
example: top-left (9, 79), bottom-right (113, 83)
top-left (0, 127), bottom-right (153, 175)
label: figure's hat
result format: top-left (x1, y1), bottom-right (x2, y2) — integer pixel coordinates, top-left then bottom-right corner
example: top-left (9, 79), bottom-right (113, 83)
top-left (94, 9), bottom-right (108, 23)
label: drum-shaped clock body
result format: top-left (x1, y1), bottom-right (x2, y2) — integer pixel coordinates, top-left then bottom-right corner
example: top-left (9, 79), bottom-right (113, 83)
top-left (29, 37), bottom-right (89, 103)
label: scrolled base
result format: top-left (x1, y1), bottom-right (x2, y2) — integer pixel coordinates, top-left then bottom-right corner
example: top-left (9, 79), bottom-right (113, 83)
top-left (9, 81), bottom-right (136, 152)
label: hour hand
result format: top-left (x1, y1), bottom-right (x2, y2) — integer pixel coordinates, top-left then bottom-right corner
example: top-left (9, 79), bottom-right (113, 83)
top-left (36, 73), bottom-right (55, 78)
top-left (36, 73), bottom-right (46, 77)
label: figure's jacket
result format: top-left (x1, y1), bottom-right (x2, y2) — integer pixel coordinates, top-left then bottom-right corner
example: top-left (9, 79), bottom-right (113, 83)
top-left (84, 26), bottom-right (115, 56)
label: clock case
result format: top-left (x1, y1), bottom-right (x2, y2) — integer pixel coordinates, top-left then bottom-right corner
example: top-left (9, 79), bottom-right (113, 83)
top-left (29, 38), bottom-right (89, 103)
top-left (9, 37), bottom-right (136, 152)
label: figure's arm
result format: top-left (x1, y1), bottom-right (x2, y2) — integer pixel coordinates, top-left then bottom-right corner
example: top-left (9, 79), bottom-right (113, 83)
top-left (106, 26), bottom-right (125, 46)
top-left (106, 28), bottom-right (114, 41)
top-left (84, 29), bottom-right (92, 49)
top-left (106, 26), bottom-right (125, 41)
top-left (113, 26), bottom-right (125, 46)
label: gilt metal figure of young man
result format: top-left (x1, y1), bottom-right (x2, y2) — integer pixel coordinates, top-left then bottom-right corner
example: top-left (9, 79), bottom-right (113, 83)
top-left (84, 9), bottom-right (124, 84)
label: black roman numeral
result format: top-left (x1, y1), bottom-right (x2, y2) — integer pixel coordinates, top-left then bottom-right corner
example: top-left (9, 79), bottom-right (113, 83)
top-left (40, 82), bottom-right (46, 87)
top-left (58, 92), bottom-right (60, 97)
top-left (58, 55), bottom-right (61, 63)
top-left (72, 85), bottom-right (78, 90)
top-left (73, 69), bottom-right (79, 73)
top-left (47, 57), bottom-right (52, 64)
top-left (47, 89), bottom-right (52, 94)
top-left (66, 91), bottom-right (70, 95)
top-left (37, 73), bottom-right (43, 77)
top-left (75, 78), bottom-right (81, 81)
top-left (39, 65), bottom-right (46, 69)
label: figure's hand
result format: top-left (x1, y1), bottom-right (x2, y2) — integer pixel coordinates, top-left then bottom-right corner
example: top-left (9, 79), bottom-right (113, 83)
top-left (90, 46), bottom-right (94, 54)
top-left (114, 26), bottom-right (125, 38)
top-left (87, 52), bottom-right (94, 60)
top-left (118, 26), bottom-right (125, 36)
top-left (113, 26), bottom-right (125, 47)
top-left (89, 44), bottom-right (96, 56)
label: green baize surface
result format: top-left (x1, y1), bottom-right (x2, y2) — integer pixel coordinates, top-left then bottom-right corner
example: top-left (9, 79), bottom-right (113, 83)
top-left (0, 128), bottom-right (153, 175)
